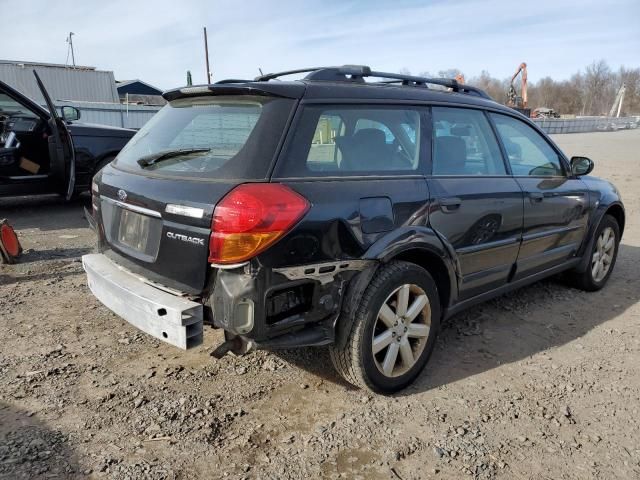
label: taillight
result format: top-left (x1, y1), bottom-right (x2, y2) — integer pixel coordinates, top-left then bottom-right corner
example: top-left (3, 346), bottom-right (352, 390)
top-left (209, 183), bottom-right (309, 264)
top-left (91, 180), bottom-right (99, 213)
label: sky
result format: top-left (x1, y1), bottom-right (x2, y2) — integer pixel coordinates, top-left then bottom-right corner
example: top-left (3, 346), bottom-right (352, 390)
top-left (1, 0), bottom-right (638, 89)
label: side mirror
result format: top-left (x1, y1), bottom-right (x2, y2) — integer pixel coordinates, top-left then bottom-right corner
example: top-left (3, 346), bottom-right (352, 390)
top-left (570, 156), bottom-right (594, 176)
top-left (61, 106), bottom-right (81, 122)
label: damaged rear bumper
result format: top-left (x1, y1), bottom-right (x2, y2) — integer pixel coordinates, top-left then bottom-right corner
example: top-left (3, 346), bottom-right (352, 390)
top-left (210, 259), bottom-right (375, 348)
top-left (82, 250), bottom-right (375, 351)
top-left (82, 253), bottom-right (203, 349)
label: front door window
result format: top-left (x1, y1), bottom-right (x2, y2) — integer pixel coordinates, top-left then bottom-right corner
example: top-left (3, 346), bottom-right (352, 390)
top-left (490, 113), bottom-right (565, 177)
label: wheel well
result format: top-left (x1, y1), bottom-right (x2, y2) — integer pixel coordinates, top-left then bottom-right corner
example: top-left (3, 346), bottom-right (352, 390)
top-left (391, 249), bottom-right (452, 310)
top-left (94, 153), bottom-right (118, 175)
top-left (606, 204), bottom-right (625, 236)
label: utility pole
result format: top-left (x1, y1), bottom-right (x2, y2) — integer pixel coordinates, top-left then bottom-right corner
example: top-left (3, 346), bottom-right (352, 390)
top-left (67, 32), bottom-right (76, 67)
top-left (203, 27), bottom-right (211, 84)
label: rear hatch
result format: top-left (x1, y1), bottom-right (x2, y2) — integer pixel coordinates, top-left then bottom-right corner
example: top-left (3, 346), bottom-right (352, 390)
top-left (94, 85), bottom-right (301, 294)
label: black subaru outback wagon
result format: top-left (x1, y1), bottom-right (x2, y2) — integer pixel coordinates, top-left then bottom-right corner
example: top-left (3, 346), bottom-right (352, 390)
top-left (83, 66), bottom-right (624, 393)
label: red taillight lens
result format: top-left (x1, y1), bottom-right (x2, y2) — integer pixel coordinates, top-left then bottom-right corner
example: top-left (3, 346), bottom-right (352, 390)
top-left (208, 184), bottom-right (309, 264)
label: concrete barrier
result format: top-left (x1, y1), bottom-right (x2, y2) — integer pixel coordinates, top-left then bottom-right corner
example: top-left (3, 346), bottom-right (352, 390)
top-left (533, 116), bottom-right (638, 134)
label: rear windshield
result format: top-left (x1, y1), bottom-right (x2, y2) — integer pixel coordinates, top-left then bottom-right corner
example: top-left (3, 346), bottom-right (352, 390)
top-left (114, 95), bottom-right (295, 179)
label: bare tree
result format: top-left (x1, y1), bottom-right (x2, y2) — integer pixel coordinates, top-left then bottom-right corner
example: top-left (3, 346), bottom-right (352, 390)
top-left (469, 70), bottom-right (509, 104)
top-left (617, 66), bottom-right (640, 115)
top-left (583, 60), bottom-right (614, 115)
top-left (437, 68), bottom-right (463, 79)
top-left (401, 61), bottom-right (640, 116)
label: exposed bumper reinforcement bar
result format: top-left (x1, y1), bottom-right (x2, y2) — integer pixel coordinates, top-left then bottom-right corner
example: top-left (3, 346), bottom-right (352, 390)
top-left (82, 253), bottom-right (203, 349)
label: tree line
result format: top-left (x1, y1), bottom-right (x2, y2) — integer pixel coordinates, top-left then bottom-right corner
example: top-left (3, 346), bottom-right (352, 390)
top-left (407, 61), bottom-right (639, 117)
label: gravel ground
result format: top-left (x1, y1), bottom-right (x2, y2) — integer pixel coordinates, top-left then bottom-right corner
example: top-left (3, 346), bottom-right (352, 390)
top-left (1, 129), bottom-right (639, 480)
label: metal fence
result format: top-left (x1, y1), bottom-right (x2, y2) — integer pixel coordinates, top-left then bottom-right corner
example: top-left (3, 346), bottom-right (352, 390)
top-left (55, 100), bottom-right (639, 135)
top-left (533, 116), bottom-right (638, 134)
top-left (55, 101), bottom-right (162, 129)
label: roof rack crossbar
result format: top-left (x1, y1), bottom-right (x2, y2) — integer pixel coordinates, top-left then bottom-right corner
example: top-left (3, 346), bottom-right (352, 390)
top-left (252, 65), bottom-right (492, 100)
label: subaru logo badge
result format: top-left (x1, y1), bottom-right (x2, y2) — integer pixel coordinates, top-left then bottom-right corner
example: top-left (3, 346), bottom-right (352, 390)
top-left (117, 189), bottom-right (127, 202)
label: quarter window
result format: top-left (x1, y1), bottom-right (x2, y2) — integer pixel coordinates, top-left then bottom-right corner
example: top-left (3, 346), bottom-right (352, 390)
top-left (490, 113), bottom-right (564, 176)
top-left (307, 114), bottom-right (345, 166)
top-left (431, 107), bottom-right (506, 176)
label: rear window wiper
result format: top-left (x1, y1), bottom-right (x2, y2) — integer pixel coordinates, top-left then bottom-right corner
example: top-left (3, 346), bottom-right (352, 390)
top-left (137, 148), bottom-right (211, 168)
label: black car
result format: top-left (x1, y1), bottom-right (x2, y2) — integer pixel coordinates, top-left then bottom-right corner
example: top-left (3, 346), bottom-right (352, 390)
top-left (83, 66), bottom-right (625, 393)
top-left (0, 71), bottom-right (135, 199)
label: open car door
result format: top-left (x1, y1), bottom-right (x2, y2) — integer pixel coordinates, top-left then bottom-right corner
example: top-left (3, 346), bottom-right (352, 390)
top-left (0, 78), bottom-right (49, 190)
top-left (33, 70), bottom-right (76, 200)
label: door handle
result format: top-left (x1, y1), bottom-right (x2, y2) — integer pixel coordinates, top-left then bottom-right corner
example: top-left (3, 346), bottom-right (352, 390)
top-left (529, 192), bottom-right (544, 203)
top-left (439, 197), bottom-right (462, 212)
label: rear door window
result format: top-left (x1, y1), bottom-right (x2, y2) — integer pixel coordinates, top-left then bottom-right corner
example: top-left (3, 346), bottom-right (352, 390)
top-left (277, 105), bottom-right (423, 177)
top-left (431, 107), bottom-right (507, 176)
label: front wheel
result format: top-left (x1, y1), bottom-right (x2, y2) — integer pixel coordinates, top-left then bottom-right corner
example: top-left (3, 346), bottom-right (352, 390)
top-left (330, 261), bottom-right (441, 394)
top-left (568, 214), bottom-right (620, 291)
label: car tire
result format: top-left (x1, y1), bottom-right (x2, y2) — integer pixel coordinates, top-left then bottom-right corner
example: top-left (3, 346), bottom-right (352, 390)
top-left (568, 215), bottom-right (620, 291)
top-left (330, 261), bottom-right (440, 394)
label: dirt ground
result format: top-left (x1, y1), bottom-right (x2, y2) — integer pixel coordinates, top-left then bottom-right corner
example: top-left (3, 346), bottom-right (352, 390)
top-left (1, 129), bottom-right (639, 480)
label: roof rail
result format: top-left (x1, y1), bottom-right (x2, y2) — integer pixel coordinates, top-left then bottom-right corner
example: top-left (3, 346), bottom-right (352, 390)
top-left (254, 67), bottom-right (326, 82)
top-left (374, 78), bottom-right (490, 99)
top-left (215, 78), bottom-right (254, 84)
top-left (252, 65), bottom-right (492, 100)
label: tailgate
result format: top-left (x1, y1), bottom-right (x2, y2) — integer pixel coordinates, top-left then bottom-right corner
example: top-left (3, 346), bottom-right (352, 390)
top-left (96, 166), bottom-right (237, 293)
top-left (92, 92), bottom-right (298, 293)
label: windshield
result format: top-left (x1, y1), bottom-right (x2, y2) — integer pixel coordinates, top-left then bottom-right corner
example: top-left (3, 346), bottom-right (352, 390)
top-left (0, 93), bottom-right (38, 117)
top-left (115, 95), bottom-right (295, 179)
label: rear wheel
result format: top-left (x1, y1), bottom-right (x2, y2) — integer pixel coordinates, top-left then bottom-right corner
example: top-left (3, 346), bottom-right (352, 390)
top-left (568, 215), bottom-right (620, 291)
top-left (330, 261), bottom-right (440, 394)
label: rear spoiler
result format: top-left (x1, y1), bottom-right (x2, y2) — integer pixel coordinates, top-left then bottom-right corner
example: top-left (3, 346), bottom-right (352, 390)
top-left (162, 82), bottom-right (305, 102)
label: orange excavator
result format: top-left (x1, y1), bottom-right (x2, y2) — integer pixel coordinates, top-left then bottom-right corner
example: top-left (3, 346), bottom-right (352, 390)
top-left (507, 62), bottom-right (527, 108)
top-left (507, 62), bottom-right (529, 116)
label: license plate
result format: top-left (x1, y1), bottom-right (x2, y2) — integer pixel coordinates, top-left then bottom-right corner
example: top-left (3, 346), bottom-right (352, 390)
top-left (118, 209), bottom-right (150, 252)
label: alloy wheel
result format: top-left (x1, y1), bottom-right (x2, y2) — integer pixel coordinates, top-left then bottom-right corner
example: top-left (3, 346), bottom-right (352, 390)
top-left (372, 284), bottom-right (431, 378)
top-left (592, 226), bottom-right (615, 282)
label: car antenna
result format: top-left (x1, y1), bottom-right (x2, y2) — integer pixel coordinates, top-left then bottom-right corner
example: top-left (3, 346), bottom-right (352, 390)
top-left (258, 67), bottom-right (264, 76)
